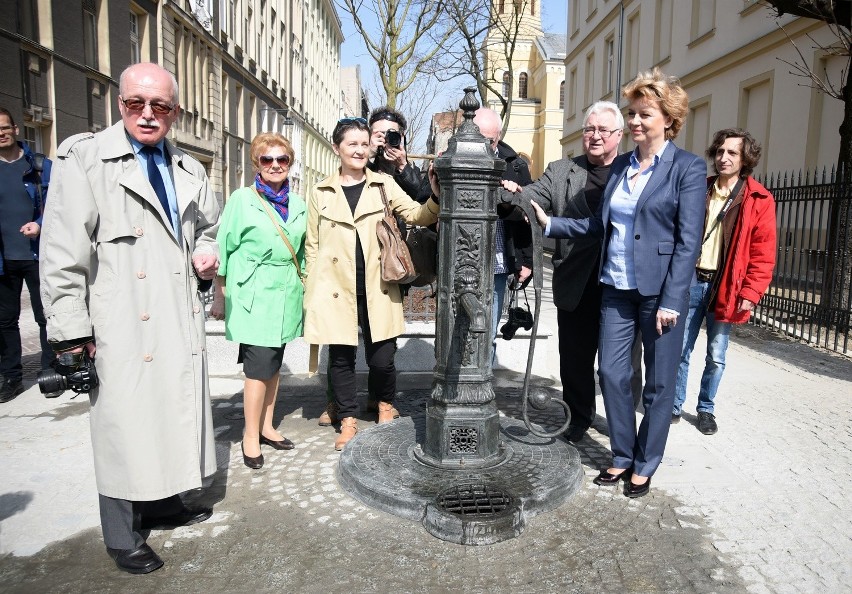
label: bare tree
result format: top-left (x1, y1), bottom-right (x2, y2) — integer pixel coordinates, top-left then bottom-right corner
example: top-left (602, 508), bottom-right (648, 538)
top-left (434, 0), bottom-right (533, 137)
top-left (335, 0), bottom-right (457, 109)
top-left (762, 0), bottom-right (851, 330)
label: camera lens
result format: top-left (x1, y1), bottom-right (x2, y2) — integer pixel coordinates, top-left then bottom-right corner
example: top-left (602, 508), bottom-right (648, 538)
top-left (385, 130), bottom-right (402, 148)
top-left (37, 369), bottom-right (68, 394)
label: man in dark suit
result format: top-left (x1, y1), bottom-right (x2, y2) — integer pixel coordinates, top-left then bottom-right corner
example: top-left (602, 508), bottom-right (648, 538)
top-left (501, 101), bottom-right (623, 442)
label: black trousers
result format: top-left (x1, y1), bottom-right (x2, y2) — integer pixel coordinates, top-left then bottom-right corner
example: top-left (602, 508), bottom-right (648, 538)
top-left (0, 259), bottom-right (53, 382)
top-left (328, 293), bottom-right (396, 419)
top-left (558, 277), bottom-right (603, 431)
top-left (98, 493), bottom-right (184, 549)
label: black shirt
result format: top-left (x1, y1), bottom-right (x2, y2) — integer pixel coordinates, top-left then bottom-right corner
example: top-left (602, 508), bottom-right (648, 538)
top-left (584, 161), bottom-right (611, 216)
top-left (342, 181), bottom-right (367, 295)
top-left (0, 157), bottom-right (35, 260)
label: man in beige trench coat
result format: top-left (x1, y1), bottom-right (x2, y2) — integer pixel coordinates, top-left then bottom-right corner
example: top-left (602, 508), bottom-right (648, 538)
top-left (39, 63), bottom-right (220, 574)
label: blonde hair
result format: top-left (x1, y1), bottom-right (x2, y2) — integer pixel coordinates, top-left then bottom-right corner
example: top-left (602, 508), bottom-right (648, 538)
top-left (250, 132), bottom-right (295, 170)
top-left (622, 67), bottom-right (688, 141)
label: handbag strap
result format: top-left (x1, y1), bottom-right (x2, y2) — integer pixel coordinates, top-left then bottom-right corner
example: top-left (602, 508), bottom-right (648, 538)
top-left (251, 187), bottom-right (304, 281)
top-left (378, 183), bottom-right (392, 217)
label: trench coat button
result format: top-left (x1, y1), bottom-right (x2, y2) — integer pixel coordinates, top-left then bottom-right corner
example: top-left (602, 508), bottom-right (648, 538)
top-left (137, 270), bottom-right (146, 279)
top-left (143, 354), bottom-right (153, 362)
top-left (634, 234), bottom-right (640, 240)
top-left (382, 289), bottom-right (388, 295)
top-left (332, 257), bottom-right (338, 264)
top-left (193, 305), bottom-right (201, 314)
top-left (333, 292), bottom-right (339, 298)
top-left (331, 222), bottom-right (337, 227)
top-left (134, 227), bottom-right (144, 237)
top-left (140, 313), bottom-right (150, 321)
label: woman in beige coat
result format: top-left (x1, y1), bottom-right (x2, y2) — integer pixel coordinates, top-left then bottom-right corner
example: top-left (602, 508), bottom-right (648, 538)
top-left (304, 117), bottom-right (439, 450)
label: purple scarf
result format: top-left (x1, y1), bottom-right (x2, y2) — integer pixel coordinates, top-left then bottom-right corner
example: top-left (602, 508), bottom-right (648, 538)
top-left (255, 173), bottom-right (289, 222)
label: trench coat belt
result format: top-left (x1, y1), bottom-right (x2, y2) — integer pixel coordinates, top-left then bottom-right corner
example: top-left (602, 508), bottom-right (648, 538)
top-left (234, 249), bottom-right (290, 312)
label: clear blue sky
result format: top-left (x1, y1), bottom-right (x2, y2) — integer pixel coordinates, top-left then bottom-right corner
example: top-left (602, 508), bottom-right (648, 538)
top-left (339, 1), bottom-right (568, 120)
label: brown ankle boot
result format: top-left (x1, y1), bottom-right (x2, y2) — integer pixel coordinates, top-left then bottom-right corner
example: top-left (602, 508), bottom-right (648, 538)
top-left (377, 401), bottom-right (400, 424)
top-left (334, 417), bottom-right (358, 451)
top-left (318, 402), bottom-right (338, 426)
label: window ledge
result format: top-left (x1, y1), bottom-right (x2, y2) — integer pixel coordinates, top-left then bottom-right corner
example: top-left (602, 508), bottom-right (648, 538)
top-left (687, 28), bottom-right (716, 49)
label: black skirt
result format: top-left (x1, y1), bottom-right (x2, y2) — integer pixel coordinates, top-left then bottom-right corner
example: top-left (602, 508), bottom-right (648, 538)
top-left (238, 343), bottom-right (286, 380)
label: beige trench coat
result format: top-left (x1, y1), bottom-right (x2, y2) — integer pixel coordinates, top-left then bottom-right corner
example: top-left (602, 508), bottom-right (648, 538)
top-left (304, 168), bottom-right (438, 346)
top-left (40, 122), bottom-right (220, 501)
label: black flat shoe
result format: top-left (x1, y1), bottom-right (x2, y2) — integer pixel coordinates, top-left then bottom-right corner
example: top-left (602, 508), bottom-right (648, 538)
top-left (106, 543), bottom-right (164, 574)
top-left (593, 468), bottom-right (630, 485)
top-left (259, 434), bottom-right (296, 450)
top-left (242, 442), bottom-right (263, 469)
top-left (625, 477), bottom-right (652, 498)
top-left (140, 506), bottom-right (213, 530)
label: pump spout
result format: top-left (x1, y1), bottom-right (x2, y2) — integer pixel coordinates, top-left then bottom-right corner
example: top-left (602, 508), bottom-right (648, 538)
top-left (459, 292), bottom-right (487, 333)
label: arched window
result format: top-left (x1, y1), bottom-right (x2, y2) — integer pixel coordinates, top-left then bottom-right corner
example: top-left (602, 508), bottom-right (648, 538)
top-left (559, 80), bottom-right (565, 109)
top-left (499, 0), bottom-right (505, 14)
top-left (502, 72), bottom-right (510, 98)
top-left (518, 72), bottom-right (528, 99)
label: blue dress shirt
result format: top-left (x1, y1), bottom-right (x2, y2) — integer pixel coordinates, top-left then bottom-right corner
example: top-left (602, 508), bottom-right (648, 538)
top-left (128, 136), bottom-right (181, 238)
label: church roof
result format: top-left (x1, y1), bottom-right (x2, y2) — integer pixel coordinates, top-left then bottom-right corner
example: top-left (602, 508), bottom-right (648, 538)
top-left (536, 33), bottom-right (567, 61)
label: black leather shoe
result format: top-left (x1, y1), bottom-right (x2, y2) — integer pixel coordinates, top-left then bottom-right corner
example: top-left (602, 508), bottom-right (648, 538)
top-left (565, 425), bottom-right (587, 443)
top-left (106, 543), bottom-right (164, 574)
top-left (242, 442), bottom-right (263, 469)
top-left (697, 411), bottom-right (718, 435)
top-left (259, 434), bottom-right (295, 450)
top-left (0, 379), bottom-right (24, 403)
top-left (671, 413), bottom-right (681, 424)
top-left (625, 477), bottom-right (651, 498)
top-left (141, 506), bottom-right (212, 531)
top-left (593, 468), bottom-right (630, 485)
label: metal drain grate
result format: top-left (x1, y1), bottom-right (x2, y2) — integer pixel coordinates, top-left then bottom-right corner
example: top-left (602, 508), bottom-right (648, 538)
top-left (435, 484), bottom-right (511, 517)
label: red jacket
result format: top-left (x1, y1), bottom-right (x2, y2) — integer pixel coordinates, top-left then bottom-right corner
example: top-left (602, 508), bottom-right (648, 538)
top-left (711, 176), bottom-right (776, 324)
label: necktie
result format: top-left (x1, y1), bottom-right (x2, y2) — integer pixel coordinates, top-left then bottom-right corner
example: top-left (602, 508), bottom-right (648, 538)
top-left (140, 145), bottom-right (174, 228)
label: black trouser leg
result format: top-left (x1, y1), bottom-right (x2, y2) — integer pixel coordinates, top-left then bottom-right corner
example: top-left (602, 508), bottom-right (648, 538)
top-left (99, 493), bottom-right (184, 550)
top-left (0, 260), bottom-right (26, 383)
top-left (21, 260), bottom-right (53, 370)
top-left (557, 280), bottom-right (602, 431)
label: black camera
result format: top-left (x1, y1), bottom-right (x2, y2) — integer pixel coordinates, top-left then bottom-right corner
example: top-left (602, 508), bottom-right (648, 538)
top-left (500, 305), bottom-right (534, 340)
top-left (384, 129), bottom-right (403, 148)
top-left (38, 351), bottom-right (99, 395)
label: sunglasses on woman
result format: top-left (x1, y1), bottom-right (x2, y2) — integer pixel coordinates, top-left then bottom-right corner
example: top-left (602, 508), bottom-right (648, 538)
top-left (259, 155), bottom-right (291, 166)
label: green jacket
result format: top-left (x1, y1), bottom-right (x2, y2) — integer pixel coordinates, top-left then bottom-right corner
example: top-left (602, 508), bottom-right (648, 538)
top-left (217, 186), bottom-right (306, 347)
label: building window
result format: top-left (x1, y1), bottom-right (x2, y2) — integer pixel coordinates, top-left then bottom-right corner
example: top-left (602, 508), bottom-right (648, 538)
top-left (499, 0), bottom-right (505, 13)
top-left (691, 0), bottom-right (716, 42)
top-left (624, 10), bottom-right (640, 82)
top-left (654, 0), bottom-right (673, 63)
top-left (87, 79), bottom-right (107, 132)
top-left (559, 80), bottom-right (565, 109)
top-left (531, 0), bottom-right (535, 16)
top-left (518, 72), bottom-right (528, 99)
top-left (569, 67), bottom-right (577, 115)
top-left (605, 36), bottom-right (615, 94)
top-left (584, 52), bottom-right (595, 108)
top-left (502, 72), bottom-right (510, 98)
top-left (16, 0), bottom-right (38, 41)
top-left (130, 12), bottom-right (141, 64)
top-left (83, 0), bottom-right (99, 69)
top-left (22, 124), bottom-right (43, 154)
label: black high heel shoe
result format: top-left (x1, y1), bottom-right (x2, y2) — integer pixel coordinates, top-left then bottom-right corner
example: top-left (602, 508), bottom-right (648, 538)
top-left (259, 434), bottom-right (295, 451)
top-left (593, 468), bottom-right (630, 485)
top-left (625, 477), bottom-right (651, 498)
top-left (241, 442), bottom-right (264, 469)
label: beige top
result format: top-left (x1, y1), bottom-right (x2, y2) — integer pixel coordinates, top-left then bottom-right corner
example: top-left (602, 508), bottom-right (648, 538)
top-left (697, 181), bottom-right (731, 271)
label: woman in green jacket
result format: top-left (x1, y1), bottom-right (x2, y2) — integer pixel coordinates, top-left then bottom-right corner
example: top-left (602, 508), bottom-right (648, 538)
top-left (211, 132), bottom-right (306, 469)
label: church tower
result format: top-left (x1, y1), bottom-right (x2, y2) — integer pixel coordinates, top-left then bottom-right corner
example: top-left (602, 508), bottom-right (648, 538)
top-left (489, 0), bottom-right (542, 41)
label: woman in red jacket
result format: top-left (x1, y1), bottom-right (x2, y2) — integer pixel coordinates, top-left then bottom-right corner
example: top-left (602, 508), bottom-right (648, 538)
top-left (673, 128), bottom-right (776, 434)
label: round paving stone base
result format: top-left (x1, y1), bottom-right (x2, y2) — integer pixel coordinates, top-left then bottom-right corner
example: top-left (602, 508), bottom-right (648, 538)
top-left (338, 414), bottom-right (583, 542)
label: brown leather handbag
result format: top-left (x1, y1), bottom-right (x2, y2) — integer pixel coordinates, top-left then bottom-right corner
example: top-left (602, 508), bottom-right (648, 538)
top-left (376, 184), bottom-right (419, 284)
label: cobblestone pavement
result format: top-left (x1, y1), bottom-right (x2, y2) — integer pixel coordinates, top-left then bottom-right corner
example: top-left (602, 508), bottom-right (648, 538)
top-left (2, 282), bottom-right (851, 593)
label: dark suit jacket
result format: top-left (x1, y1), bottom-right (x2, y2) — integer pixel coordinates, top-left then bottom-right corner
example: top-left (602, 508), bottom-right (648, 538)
top-left (549, 142), bottom-right (706, 312)
top-left (515, 155), bottom-right (600, 311)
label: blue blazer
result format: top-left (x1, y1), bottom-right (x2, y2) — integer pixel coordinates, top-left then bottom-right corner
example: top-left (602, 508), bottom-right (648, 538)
top-left (549, 142), bottom-right (706, 312)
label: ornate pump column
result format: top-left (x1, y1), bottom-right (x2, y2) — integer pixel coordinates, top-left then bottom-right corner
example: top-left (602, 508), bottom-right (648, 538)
top-left (414, 88), bottom-right (507, 469)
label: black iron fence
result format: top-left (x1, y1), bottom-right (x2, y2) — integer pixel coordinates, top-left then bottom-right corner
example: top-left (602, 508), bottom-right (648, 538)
top-left (751, 167), bottom-right (851, 355)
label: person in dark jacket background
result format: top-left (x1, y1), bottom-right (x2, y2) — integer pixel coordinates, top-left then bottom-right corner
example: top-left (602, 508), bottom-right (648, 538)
top-left (367, 106), bottom-right (423, 200)
top-left (673, 128), bottom-right (776, 435)
top-left (0, 106), bottom-right (56, 403)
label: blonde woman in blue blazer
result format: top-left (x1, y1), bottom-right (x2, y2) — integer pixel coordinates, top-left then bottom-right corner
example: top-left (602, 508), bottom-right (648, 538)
top-left (531, 68), bottom-right (706, 497)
